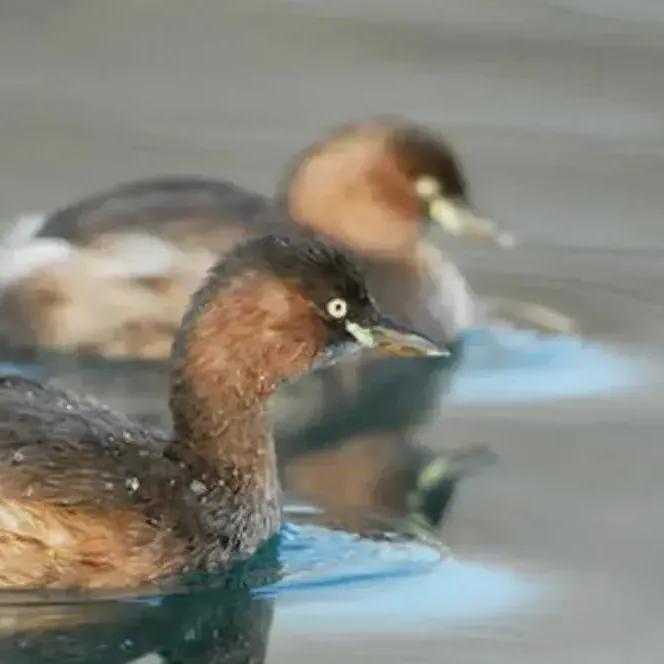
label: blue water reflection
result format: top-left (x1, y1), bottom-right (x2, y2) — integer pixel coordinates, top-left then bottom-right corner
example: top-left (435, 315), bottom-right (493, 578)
top-left (448, 327), bottom-right (643, 405)
top-left (258, 521), bottom-right (442, 596)
top-left (272, 552), bottom-right (546, 636)
top-left (265, 518), bottom-right (548, 635)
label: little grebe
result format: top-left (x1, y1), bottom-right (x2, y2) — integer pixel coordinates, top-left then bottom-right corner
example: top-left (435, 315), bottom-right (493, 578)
top-left (0, 119), bottom-right (504, 357)
top-left (0, 235), bottom-right (445, 589)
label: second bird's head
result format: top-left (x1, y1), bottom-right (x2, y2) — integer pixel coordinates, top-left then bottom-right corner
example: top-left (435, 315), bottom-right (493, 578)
top-left (283, 119), bottom-right (512, 260)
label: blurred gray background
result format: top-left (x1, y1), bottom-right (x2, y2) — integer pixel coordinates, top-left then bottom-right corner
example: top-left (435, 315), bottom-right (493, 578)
top-left (2, 0), bottom-right (663, 251)
top-left (1, 1), bottom-right (664, 663)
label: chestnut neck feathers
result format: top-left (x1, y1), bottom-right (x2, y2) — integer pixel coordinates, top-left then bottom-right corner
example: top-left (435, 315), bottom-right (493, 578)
top-left (168, 236), bottom-right (368, 490)
top-left (170, 271), bottom-right (324, 476)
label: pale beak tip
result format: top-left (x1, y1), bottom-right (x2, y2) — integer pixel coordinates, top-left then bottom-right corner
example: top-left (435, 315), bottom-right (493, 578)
top-left (396, 336), bottom-right (452, 358)
top-left (348, 319), bottom-right (453, 359)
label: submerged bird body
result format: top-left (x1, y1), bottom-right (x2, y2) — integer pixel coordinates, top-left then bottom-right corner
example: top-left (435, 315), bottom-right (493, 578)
top-left (0, 235), bottom-right (444, 589)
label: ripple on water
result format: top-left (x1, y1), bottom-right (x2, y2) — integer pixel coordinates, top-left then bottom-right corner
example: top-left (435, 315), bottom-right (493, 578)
top-left (270, 507), bottom-right (549, 634)
top-left (272, 557), bottom-right (549, 636)
top-left (258, 509), bottom-right (443, 596)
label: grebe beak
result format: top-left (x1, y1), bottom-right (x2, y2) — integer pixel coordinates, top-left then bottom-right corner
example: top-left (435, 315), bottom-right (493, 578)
top-left (415, 176), bottom-right (513, 245)
top-left (428, 198), bottom-right (515, 247)
top-left (345, 318), bottom-right (450, 358)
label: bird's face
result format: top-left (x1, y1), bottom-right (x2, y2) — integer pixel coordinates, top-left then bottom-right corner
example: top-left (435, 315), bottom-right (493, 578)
top-left (180, 235), bottom-right (450, 398)
top-left (391, 126), bottom-right (513, 246)
top-left (264, 236), bottom-right (449, 366)
top-left (260, 235), bottom-right (451, 365)
top-left (285, 121), bottom-right (512, 258)
top-left (311, 288), bottom-right (448, 369)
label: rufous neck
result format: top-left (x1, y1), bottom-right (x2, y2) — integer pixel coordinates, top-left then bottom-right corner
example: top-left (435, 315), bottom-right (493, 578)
top-left (169, 272), bottom-right (324, 486)
top-left (170, 377), bottom-right (277, 500)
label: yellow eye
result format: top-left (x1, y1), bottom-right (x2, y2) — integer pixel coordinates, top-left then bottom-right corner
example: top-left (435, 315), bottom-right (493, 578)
top-left (326, 297), bottom-right (348, 319)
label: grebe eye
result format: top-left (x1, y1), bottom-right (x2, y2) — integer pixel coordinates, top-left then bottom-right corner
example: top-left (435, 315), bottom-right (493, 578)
top-left (326, 297), bottom-right (348, 320)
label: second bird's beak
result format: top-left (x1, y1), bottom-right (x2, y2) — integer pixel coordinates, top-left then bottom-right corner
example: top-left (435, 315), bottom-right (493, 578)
top-left (428, 197), bottom-right (515, 247)
top-left (345, 319), bottom-right (449, 358)
top-left (415, 176), bottom-right (512, 244)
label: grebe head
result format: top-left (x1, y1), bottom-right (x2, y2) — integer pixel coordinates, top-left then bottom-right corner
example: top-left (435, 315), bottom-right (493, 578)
top-left (284, 120), bottom-right (511, 259)
top-left (172, 234), bottom-right (448, 418)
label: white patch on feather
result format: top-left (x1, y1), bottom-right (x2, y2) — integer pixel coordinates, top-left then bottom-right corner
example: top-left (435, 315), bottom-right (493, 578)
top-left (93, 233), bottom-right (181, 279)
top-left (0, 213), bottom-right (74, 288)
top-left (0, 215), bottom-right (186, 289)
top-left (0, 240), bottom-right (75, 289)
